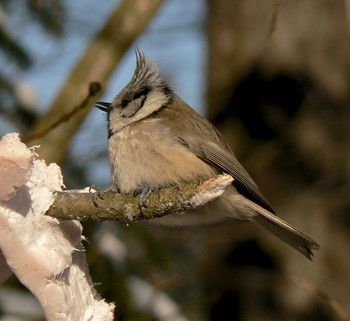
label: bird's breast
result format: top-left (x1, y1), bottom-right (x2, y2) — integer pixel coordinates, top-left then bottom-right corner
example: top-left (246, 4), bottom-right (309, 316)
top-left (107, 120), bottom-right (216, 193)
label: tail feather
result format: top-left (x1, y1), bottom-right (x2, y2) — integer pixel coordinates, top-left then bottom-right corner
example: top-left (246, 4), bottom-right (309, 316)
top-left (245, 199), bottom-right (320, 260)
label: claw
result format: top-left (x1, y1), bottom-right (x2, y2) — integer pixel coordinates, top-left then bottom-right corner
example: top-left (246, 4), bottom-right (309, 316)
top-left (90, 184), bottom-right (119, 207)
top-left (134, 184), bottom-right (154, 218)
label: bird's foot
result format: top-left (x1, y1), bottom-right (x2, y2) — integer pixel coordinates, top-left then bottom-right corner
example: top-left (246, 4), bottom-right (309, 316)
top-left (133, 184), bottom-right (154, 218)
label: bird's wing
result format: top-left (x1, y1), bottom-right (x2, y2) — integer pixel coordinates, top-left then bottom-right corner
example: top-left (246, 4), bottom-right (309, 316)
top-left (198, 141), bottom-right (275, 213)
top-left (157, 94), bottom-right (275, 213)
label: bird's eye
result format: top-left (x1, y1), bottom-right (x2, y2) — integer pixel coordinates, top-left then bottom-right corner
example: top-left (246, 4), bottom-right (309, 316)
top-left (120, 99), bottom-right (128, 108)
top-left (134, 88), bottom-right (149, 99)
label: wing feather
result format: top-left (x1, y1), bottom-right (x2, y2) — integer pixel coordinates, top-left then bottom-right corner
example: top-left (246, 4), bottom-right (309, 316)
top-left (154, 95), bottom-right (275, 213)
top-left (200, 142), bottom-right (275, 213)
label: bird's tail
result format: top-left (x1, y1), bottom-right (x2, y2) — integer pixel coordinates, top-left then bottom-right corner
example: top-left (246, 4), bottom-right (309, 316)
top-left (245, 199), bottom-right (320, 260)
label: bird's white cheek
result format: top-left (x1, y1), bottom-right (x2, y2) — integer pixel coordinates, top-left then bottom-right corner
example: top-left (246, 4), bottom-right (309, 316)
top-left (131, 91), bottom-right (168, 121)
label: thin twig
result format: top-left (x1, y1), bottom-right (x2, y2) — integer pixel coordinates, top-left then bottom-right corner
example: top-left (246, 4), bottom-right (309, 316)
top-left (346, 0), bottom-right (350, 34)
top-left (31, 0), bottom-right (165, 164)
top-left (21, 82), bottom-right (101, 143)
top-left (267, 0), bottom-right (280, 38)
top-left (292, 277), bottom-right (349, 321)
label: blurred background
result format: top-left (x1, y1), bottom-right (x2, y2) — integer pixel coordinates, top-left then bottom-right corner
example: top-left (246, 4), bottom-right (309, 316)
top-left (1, 0), bottom-right (350, 320)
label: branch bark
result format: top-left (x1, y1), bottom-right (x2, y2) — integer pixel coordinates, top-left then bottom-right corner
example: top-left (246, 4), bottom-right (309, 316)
top-left (46, 175), bottom-right (234, 222)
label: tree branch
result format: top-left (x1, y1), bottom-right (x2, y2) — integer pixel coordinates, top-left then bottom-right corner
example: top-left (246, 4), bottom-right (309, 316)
top-left (46, 175), bottom-right (234, 222)
top-left (267, 0), bottom-right (280, 38)
top-left (21, 82), bottom-right (101, 143)
top-left (31, 0), bottom-right (165, 164)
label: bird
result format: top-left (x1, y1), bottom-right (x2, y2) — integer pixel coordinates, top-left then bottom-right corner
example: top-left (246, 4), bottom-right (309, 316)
top-left (95, 48), bottom-right (320, 260)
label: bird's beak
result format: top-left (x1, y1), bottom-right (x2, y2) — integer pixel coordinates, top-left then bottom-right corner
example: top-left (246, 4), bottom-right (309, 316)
top-left (95, 101), bottom-right (111, 112)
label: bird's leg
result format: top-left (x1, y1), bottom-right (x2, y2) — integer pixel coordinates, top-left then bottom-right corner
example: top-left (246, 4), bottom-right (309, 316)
top-left (133, 184), bottom-right (154, 218)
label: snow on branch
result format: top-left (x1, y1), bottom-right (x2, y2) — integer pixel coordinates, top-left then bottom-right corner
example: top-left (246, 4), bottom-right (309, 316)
top-left (0, 133), bottom-right (114, 321)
